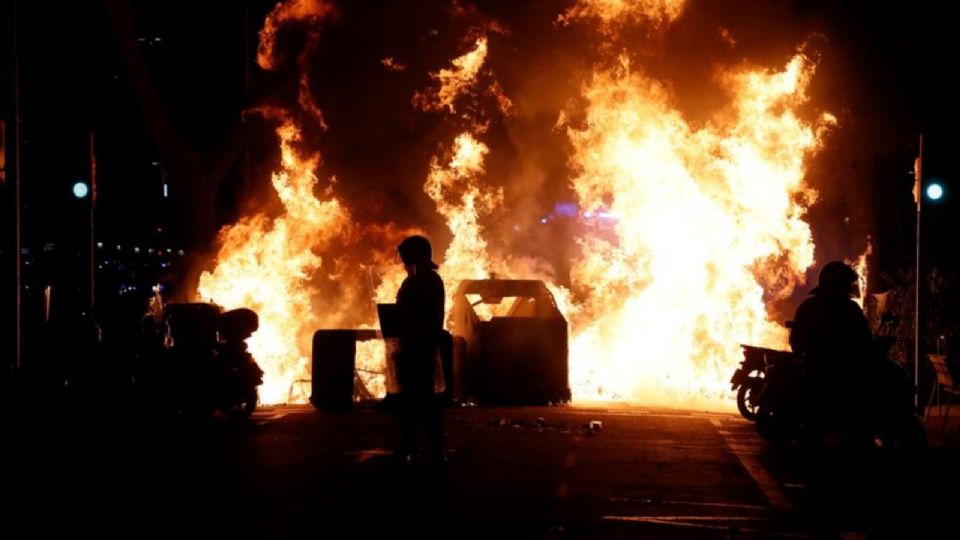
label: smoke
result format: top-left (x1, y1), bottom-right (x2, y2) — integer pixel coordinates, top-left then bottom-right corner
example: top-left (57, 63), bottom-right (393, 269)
top-left (257, 0), bottom-right (337, 71)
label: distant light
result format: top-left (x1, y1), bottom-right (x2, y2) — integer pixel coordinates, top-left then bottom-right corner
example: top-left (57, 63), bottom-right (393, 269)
top-left (927, 182), bottom-right (944, 201)
top-left (116, 245), bottom-right (122, 250)
top-left (177, 249), bottom-right (185, 256)
top-left (555, 202), bottom-right (578, 217)
top-left (134, 247), bottom-right (140, 253)
top-left (96, 242), bottom-right (103, 248)
top-left (540, 218), bottom-right (548, 224)
top-left (72, 181), bottom-right (89, 199)
top-left (163, 183), bottom-right (169, 198)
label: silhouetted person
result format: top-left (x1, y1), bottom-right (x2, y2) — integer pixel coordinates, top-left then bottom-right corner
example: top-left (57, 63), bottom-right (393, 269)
top-left (394, 235), bottom-right (446, 464)
top-left (790, 261), bottom-right (873, 435)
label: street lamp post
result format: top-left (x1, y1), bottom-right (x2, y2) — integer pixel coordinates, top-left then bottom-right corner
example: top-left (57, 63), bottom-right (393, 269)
top-left (72, 179), bottom-right (93, 310)
top-left (72, 139), bottom-right (96, 315)
top-left (88, 132), bottom-right (96, 311)
top-left (914, 136), bottom-right (922, 411)
top-left (13, 0), bottom-right (22, 369)
top-left (913, 134), bottom-right (945, 412)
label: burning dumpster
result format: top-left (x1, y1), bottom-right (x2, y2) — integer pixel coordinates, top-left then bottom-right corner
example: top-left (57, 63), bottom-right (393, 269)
top-left (450, 279), bottom-right (570, 405)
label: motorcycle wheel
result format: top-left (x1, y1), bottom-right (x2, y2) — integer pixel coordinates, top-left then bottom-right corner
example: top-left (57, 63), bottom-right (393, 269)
top-left (736, 378), bottom-right (763, 421)
top-left (223, 388), bottom-right (258, 420)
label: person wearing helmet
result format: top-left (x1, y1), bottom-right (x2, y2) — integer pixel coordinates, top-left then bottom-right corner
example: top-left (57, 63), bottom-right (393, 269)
top-left (394, 235), bottom-right (446, 464)
top-left (789, 261), bottom-right (873, 437)
top-left (790, 261), bottom-right (872, 365)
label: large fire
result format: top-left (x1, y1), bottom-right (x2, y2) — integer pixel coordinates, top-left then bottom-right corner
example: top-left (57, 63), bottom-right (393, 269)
top-left (197, 117), bottom-right (349, 404)
top-left (563, 53), bottom-right (834, 404)
top-left (196, 0), bottom-right (851, 410)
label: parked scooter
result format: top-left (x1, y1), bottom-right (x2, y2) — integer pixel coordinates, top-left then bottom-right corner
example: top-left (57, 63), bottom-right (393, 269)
top-left (214, 308), bottom-right (263, 419)
top-left (734, 316), bottom-right (924, 448)
top-left (136, 302), bottom-right (263, 420)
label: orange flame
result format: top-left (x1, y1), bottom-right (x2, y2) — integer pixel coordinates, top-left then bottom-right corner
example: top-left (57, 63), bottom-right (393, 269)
top-left (197, 2), bottom-right (856, 411)
top-left (562, 52), bottom-right (834, 407)
top-left (559, 0), bottom-right (687, 29)
top-left (414, 37), bottom-right (489, 114)
top-left (380, 57), bottom-right (408, 72)
top-left (299, 71), bottom-right (327, 130)
top-left (257, 0), bottom-right (336, 70)
top-left (850, 239), bottom-right (872, 308)
top-left (411, 31), bottom-right (512, 322)
top-left (426, 133), bottom-right (503, 294)
top-left (197, 117), bottom-right (349, 404)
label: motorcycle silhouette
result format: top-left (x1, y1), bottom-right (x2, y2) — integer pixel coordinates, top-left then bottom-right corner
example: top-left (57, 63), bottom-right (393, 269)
top-left (136, 303), bottom-right (263, 420)
top-left (730, 345), bottom-right (794, 421)
top-left (733, 316), bottom-right (925, 448)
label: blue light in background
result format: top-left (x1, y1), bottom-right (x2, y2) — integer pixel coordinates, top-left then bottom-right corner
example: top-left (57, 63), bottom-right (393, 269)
top-left (555, 202), bottom-right (578, 217)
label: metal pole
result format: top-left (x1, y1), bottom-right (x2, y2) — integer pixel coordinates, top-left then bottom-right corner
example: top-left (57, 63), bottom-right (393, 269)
top-left (89, 131), bottom-right (96, 310)
top-left (13, 0), bottom-right (22, 369)
top-left (915, 134), bottom-right (923, 411)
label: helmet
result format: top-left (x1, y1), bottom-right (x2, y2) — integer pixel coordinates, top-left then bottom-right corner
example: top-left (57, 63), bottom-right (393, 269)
top-left (397, 235), bottom-right (438, 270)
top-left (810, 261), bottom-right (859, 297)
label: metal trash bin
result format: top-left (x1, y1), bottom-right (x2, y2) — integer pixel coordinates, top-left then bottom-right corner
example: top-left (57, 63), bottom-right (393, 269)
top-left (450, 279), bottom-right (570, 405)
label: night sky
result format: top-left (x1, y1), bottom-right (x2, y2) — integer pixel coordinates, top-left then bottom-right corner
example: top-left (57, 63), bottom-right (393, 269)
top-left (2, 0), bottom-right (959, 341)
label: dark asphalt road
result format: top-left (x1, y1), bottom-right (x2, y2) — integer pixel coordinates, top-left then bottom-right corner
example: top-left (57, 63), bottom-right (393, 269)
top-left (4, 403), bottom-right (958, 539)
